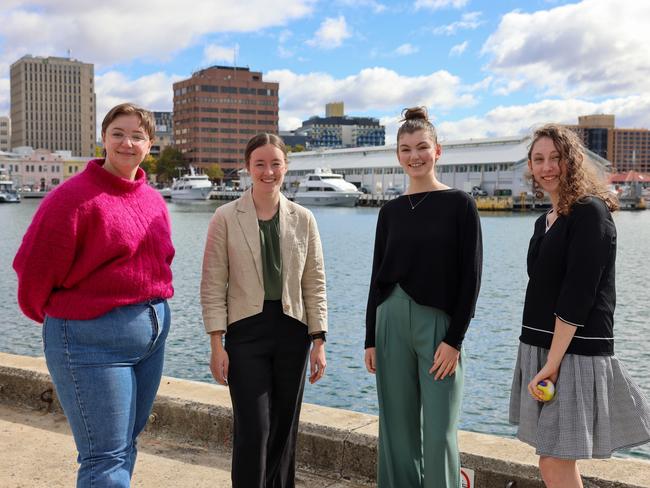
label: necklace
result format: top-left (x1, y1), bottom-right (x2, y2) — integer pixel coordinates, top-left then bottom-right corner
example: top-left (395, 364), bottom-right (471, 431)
top-left (407, 191), bottom-right (432, 210)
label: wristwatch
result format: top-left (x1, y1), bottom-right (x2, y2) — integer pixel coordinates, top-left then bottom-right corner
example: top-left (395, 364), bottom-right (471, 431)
top-left (310, 331), bottom-right (327, 343)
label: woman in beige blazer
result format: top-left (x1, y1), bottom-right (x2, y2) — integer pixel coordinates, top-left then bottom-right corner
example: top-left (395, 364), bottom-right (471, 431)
top-left (201, 133), bottom-right (327, 488)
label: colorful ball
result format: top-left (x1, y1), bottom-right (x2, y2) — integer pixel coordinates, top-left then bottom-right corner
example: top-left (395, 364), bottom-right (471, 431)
top-left (537, 379), bottom-right (555, 402)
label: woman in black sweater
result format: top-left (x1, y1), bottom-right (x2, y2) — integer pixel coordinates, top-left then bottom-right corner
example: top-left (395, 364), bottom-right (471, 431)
top-left (509, 124), bottom-right (650, 488)
top-left (365, 107), bottom-right (482, 488)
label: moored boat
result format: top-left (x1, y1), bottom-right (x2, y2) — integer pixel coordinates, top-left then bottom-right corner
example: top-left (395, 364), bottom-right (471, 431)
top-left (293, 168), bottom-right (361, 207)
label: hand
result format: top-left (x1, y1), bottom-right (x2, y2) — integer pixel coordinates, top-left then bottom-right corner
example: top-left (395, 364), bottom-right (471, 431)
top-left (210, 345), bottom-right (229, 386)
top-left (429, 341), bottom-right (460, 380)
top-left (309, 340), bottom-right (326, 384)
top-left (527, 363), bottom-right (559, 402)
top-left (365, 347), bottom-right (376, 374)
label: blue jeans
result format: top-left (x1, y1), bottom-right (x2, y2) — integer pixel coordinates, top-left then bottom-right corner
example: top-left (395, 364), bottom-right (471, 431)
top-left (43, 299), bottom-right (170, 488)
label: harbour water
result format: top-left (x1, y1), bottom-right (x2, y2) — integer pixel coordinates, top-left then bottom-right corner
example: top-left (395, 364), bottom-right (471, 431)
top-left (1, 199), bottom-right (649, 459)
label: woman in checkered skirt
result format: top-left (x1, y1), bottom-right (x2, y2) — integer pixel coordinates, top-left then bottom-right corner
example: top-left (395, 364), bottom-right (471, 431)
top-left (509, 124), bottom-right (650, 487)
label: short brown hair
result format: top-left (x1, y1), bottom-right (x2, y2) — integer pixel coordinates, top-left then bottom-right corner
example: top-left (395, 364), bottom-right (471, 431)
top-left (244, 133), bottom-right (287, 168)
top-left (397, 106), bottom-right (438, 146)
top-left (101, 103), bottom-right (156, 141)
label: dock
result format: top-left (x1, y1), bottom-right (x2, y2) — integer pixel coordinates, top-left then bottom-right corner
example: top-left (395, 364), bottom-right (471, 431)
top-left (2, 352), bottom-right (649, 488)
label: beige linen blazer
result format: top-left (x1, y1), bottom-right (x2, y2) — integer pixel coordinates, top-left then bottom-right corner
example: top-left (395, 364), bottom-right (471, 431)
top-left (200, 189), bottom-right (327, 335)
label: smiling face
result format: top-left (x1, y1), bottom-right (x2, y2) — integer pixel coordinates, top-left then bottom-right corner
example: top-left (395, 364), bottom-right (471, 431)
top-left (247, 143), bottom-right (287, 195)
top-left (397, 129), bottom-right (441, 180)
top-left (529, 136), bottom-right (564, 200)
top-left (101, 114), bottom-right (152, 180)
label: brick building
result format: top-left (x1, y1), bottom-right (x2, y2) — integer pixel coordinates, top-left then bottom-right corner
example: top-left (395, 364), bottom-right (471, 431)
top-left (172, 66), bottom-right (279, 178)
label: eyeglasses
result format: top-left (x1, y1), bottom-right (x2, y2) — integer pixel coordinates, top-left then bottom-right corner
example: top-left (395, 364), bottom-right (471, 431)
top-left (109, 132), bottom-right (150, 144)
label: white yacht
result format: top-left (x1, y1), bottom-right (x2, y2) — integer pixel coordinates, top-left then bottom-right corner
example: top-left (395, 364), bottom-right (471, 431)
top-left (170, 167), bottom-right (213, 201)
top-left (294, 169), bottom-right (362, 207)
top-left (0, 180), bottom-right (21, 203)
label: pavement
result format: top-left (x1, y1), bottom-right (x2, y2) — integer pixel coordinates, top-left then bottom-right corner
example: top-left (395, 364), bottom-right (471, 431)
top-left (0, 403), bottom-right (369, 488)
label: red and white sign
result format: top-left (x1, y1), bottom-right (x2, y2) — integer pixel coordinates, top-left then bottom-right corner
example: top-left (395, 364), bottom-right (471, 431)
top-left (461, 467), bottom-right (475, 488)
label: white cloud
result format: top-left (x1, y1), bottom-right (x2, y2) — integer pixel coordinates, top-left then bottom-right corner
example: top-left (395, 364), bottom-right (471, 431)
top-left (267, 67), bottom-right (477, 130)
top-left (0, 0), bottom-right (314, 72)
top-left (95, 71), bottom-right (183, 133)
top-left (203, 44), bottom-right (238, 65)
top-left (433, 11), bottom-right (483, 35)
top-left (482, 0), bottom-right (650, 97)
top-left (394, 43), bottom-right (419, 56)
top-left (335, 0), bottom-right (387, 13)
top-left (436, 95), bottom-right (650, 140)
top-left (415, 0), bottom-right (468, 10)
top-left (307, 16), bottom-right (352, 49)
top-left (449, 41), bottom-right (468, 56)
top-left (0, 77), bottom-right (9, 113)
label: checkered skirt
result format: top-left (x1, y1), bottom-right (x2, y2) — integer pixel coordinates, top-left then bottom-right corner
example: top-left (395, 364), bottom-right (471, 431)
top-left (509, 342), bottom-right (650, 459)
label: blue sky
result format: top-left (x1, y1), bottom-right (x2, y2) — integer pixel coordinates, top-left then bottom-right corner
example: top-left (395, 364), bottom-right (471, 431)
top-left (1, 0), bottom-right (648, 142)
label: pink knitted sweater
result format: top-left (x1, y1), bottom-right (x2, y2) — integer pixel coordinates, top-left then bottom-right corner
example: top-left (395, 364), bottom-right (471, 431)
top-left (14, 159), bottom-right (175, 323)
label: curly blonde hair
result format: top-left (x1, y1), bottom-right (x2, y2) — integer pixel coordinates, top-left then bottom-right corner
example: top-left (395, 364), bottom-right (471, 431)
top-left (528, 124), bottom-right (618, 215)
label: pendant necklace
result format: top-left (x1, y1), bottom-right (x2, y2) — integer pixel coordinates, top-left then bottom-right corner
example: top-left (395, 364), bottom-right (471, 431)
top-left (407, 191), bottom-right (432, 210)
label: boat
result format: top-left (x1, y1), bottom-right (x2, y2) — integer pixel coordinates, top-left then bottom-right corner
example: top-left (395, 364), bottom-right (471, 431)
top-left (0, 180), bottom-right (21, 203)
top-left (293, 168), bottom-right (362, 207)
top-left (170, 167), bottom-right (213, 201)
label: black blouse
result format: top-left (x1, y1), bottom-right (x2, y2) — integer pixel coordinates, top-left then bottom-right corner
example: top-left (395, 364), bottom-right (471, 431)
top-left (520, 197), bottom-right (617, 356)
top-left (365, 189), bottom-right (482, 350)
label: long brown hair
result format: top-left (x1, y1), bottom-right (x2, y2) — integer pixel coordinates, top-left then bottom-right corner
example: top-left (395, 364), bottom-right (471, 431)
top-left (528, 124), bottom-right (618, 215)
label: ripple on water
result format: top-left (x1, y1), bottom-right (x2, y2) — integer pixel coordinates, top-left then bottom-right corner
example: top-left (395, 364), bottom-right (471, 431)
top-left (1, 202), bottom-right (648, 458)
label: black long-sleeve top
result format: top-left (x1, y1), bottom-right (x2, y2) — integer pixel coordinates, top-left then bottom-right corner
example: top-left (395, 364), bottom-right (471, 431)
top-left (520, 197), bottom-right (617, 356)
top-left (365, 189), bottom-right (483, 350)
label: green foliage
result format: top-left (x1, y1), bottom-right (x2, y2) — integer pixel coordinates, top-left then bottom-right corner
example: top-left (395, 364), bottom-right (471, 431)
top-left (156, 147), bottom-right (187, 183)
top-left (140, 155), bottom-right (157, 175)
top-left (289, 144), bottom-right (305, 153)
top-left (205, 164), bottom-right (224, 182)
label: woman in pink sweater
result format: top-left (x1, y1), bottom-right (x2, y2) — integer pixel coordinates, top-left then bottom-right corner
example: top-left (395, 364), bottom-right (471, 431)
top-left (13, 103), bottom-right (175, 488)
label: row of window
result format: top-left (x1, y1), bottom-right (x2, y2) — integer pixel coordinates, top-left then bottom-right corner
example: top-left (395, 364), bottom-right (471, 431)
top-left (175, 97), bottom-right (277, 106)
top-left (197, 137), bottom-right (250, 144)
top-left (175, 116), bottom-right (276, 125)
top-left (196, 147), bottom-right (239, 154)
top-left (175, 107), bottom-right (277, 116)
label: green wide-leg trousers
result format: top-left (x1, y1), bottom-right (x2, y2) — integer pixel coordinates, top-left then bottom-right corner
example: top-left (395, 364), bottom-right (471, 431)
top-left (375, 285), bottom-right (464, 488)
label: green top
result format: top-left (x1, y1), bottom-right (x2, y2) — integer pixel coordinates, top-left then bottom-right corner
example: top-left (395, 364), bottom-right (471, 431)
top-left (258, 211), bottom-right (283, 300)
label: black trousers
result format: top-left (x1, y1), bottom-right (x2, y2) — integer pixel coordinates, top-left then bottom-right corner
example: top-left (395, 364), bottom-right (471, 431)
top-left (225, 300), bottom-right (310, 488)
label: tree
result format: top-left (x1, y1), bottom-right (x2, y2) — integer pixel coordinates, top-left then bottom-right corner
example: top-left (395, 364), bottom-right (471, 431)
top-left (156, 147), bottom-right (187, 183)
top-left (290, 144), bottom-right (305, 153)
top-left (205, 164), bottom-right (224, 183)
top-left (140, 155), bottom-right (157, 175)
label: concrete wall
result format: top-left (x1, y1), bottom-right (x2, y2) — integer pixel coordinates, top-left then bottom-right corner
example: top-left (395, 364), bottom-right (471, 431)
top-left (1, 352), bottom-right (648, 488)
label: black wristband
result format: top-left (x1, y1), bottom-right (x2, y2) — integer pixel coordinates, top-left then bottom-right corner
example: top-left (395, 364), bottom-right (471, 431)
top-left (310, 331), bottom-right (326, 342)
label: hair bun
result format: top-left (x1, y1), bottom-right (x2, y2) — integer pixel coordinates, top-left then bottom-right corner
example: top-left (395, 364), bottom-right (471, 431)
top-left (401, 106), bottom-right (429, 123)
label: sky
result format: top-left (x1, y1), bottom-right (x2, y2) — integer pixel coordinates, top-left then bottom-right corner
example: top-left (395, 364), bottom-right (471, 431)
top-left (0, 0), bottom-right (649, 143)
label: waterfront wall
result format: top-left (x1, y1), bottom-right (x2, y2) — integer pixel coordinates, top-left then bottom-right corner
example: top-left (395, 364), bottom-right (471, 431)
top-left (1, 352), bottom-right (648, 488)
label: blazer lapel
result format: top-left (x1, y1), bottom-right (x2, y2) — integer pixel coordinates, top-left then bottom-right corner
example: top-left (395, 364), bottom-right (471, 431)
top-left (279, 193), bottom-right (297, 275)
top-left (236, 189), bottom-right (264, 287)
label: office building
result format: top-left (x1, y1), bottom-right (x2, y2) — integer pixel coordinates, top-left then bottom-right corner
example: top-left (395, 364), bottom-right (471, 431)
top-left (151, 111), bottom-right (173, 157)
top-left (567, 114), bottom-right (649, 172)
top-left (10, 55), bottom-right (96, 157)
top-left (0, 116), bottom-right (10, 152)
top-left (294, 103), bottom-right (385, 149)
top-left (325, 102), bottom-right (344, 117)
top-left (172, 65), bottom-right (279, 177)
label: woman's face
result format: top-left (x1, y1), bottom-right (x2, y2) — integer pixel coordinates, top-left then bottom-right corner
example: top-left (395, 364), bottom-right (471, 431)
top-left (247, 144), bottom-right (287, 194)
top-left (529, 136), bottom-right (564, 199)
top-left (397, 129), bottom-right (441, 180)
top-left (101, 114), bottom-right (152, 180)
